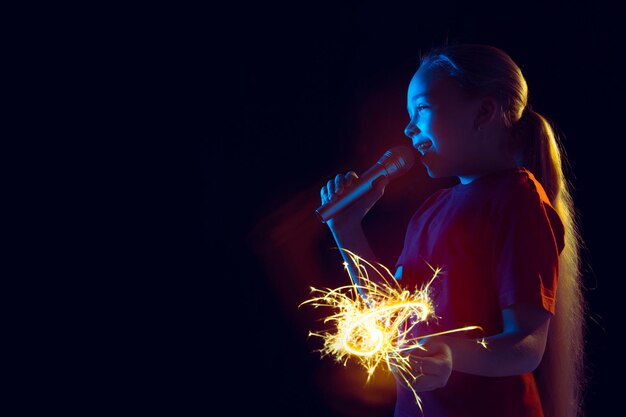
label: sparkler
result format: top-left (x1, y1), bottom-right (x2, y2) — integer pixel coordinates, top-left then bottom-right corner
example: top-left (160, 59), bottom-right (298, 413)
top-left (300, 249), bottom-right (484, 408)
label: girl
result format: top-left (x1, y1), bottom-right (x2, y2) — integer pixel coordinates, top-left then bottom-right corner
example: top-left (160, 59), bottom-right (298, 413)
top-left (320, 44), bottom-right (584, 417)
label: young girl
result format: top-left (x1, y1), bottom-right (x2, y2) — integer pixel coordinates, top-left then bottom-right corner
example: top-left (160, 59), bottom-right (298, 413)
top-left (320, 44), bottom-right (585, 417)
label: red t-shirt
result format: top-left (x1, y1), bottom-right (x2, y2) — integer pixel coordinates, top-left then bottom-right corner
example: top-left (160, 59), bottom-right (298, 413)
top-left (394, 167), bottom-right (565, 417)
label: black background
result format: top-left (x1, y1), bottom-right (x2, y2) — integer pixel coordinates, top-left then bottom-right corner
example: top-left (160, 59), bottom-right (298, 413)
top-left (17, 2), bottom-right (626, 415)
top-left (126, 3), bottom-right (624, 416)
top-left (201, 3), bottom-right (625, 417)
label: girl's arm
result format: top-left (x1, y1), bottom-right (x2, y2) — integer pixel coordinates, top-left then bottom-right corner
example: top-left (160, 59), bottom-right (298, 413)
top-left (404, 303), bottom-right (550, 391)
top-left (322, 171), bottom-right (389, 291)
top-left (443, 303), bottom-right (551, 376)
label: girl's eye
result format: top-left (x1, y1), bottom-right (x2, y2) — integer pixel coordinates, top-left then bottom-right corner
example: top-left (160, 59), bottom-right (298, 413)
top-left (416, 105), bottom-right (428, 112)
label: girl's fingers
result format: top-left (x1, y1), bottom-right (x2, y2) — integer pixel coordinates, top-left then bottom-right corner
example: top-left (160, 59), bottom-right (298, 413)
top-left (321, 172), bottom-right (357, 204)
top-left (334, 173), bottom-right (344, 195)
top-left (326, 178), bottom-right (335, 200)
top-left (417, 357), bottom-right (446, 375)
top-left (320, 186), bottom-right (329, 204)
top-left (345, 171), bottom-right (358, 187)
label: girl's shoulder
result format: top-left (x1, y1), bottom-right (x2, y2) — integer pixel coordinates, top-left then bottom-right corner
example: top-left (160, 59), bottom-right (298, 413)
top-left (490, 168), bottom-right (565, 252)
top-left (456, 166), bottom-right (551, 206)
top-left (414, 167), bottom-right (557, 219)
top-left (500, 167), bottom-right (553, 208)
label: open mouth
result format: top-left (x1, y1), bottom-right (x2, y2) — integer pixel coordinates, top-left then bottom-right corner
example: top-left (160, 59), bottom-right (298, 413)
top-left (415, 140), bottom-right (432, 154)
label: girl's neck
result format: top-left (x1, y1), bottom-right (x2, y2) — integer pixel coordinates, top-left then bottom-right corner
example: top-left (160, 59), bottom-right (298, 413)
top-left (458, 159), bottom-right (518, 185)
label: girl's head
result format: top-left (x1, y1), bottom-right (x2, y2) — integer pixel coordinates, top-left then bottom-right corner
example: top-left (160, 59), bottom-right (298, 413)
top-left (405, 44), bottom-right (563, 199)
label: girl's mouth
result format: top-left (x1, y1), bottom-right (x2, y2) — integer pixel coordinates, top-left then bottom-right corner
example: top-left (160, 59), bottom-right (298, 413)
top-left (415, 140), bottom-right (432, 155)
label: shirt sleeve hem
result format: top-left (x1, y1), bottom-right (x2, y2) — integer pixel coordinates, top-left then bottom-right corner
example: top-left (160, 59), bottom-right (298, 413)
top-left (498, 290), bottom-right (556, 315)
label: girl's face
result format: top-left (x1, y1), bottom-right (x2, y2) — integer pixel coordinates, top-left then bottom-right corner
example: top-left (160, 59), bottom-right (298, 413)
top-left (404, 67), bottom-right (485, 180)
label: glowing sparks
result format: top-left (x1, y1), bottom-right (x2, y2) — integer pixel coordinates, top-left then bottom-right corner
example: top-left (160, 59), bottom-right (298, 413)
top-left (300, 249), bottom-right (483, 407)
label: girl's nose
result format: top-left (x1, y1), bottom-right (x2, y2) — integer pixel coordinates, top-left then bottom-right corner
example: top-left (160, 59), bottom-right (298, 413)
top-left (404, 122), bottom-right (420, 139)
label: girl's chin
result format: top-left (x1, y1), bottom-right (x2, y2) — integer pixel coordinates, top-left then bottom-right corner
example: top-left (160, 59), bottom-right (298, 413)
top-left (424, 167), bottom-right (438, 179)
top-left (422, 161), bottom-right (439, 178)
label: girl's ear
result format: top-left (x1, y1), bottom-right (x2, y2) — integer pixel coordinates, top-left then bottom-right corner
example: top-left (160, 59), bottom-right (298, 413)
top-left (474, 97), bottom-right (498, 130)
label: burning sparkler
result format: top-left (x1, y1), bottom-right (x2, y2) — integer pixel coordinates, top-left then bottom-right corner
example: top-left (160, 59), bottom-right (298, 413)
top-left (300, 249), bottom-right (484, 408)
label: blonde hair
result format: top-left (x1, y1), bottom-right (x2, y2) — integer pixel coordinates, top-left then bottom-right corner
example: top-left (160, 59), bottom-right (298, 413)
top-left (420, 44), bottom-right (586, 417)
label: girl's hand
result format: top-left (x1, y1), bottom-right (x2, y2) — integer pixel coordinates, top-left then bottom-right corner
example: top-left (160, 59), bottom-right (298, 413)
top-left (320, 171), bottom-right (387, 230)
top-left (394, 339), bottom-right (453, 392)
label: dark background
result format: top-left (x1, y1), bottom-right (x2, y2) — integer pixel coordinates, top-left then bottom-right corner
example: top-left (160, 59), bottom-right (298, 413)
top-left (201, 3), bottom-right (624, 416)
top-left (18, 2), bottom-right (625, 415)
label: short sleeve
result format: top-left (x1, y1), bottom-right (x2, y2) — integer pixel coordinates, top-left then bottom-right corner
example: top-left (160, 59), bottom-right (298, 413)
top-left (492, 190), bottom-right (565, 315)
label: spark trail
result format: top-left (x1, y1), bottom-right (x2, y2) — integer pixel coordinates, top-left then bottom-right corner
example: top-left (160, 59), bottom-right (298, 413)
top-left (301, 249), bottom-right (484, 408)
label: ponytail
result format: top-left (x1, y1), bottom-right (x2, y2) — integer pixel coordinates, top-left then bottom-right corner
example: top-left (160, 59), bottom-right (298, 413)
top-left (515, 108), bottom-right (586, 417)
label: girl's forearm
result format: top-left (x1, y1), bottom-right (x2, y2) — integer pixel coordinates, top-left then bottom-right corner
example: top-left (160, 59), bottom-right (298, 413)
top-left (441, 329), bottom-right (547, 377)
